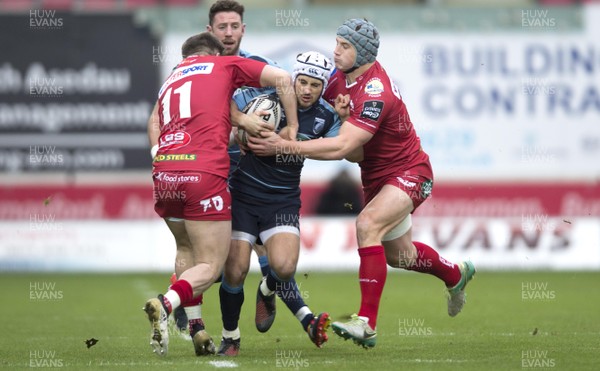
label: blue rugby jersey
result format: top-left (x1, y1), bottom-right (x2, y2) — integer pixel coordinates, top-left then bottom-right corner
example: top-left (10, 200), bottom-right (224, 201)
top-left (230, 88), bottom-right (341, 204)
top-left (228, 50), bottom-right (279, 170)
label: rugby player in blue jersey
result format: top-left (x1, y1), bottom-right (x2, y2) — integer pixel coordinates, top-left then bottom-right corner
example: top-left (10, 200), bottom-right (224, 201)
top-left (216, 51), bottom-right (339, 356)
top-left (163, 0), bottom-right (311, 357)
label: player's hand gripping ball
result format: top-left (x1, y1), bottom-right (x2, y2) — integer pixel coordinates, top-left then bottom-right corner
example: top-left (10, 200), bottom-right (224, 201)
top-left (238, 94), bottom-right (281, 145)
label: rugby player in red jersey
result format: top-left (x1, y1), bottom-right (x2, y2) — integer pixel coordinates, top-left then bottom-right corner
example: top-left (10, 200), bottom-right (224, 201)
top-left (249, 18), bottom-right (476, 349)
top-left (143, 32), bottom-right (298, 357)
top-left (157, 1), bottom-right (304, 354)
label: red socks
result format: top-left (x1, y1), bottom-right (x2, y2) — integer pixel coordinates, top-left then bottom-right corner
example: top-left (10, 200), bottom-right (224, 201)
top-left (408, 241), bottom-right (461, 287)
top-left (184, 294), bottom-right (203, 307)
top-left (357, 245), bottom-right (387, 329)
top-left (171, 274), bottom-right (203, 306)
top-left (168, 279), bottom-right (194, 308)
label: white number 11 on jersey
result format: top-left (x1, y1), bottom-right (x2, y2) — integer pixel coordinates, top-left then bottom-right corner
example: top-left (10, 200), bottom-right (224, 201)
top-left (161, 81), bottom-right (192, 125)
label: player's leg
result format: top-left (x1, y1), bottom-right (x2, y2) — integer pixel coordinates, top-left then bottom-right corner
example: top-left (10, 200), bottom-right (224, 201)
top-left (260, 232), bottom-right (330, 348)
top-left (179, 219), bottom-right (230, 355)
top-left (218, 238), bottom-right (253, 356)
top-left (165, 220), bottom-right (193, 335)
top-left (332, 184), bottom-right (411, 348)
top-left (381, 182), bottom-right (476, 317)
top-left (145, 220), bottom-right (230, 357)
top-left (143, 217), bottom-right (198, 357)
top-left (168, 273), bottom-right (189, 333)
top-left (176, 219), bottom-right (230, 297)
top-left (184, 295), bottom-right (214, 355)
top-left (254, 237), bottom-right (310, 328)
top-left (255, 231), bottom-right (298, 332)
top-left (253, 231), bottom-right (330, 347)
top-left (145, 172), bottom-right (230, 356)
top-left (252, 242), bottom-right (270, 277)
top-left (253, 239), bottom-right (304, 332)
top-left (383, 227), bottom-right (475, 316)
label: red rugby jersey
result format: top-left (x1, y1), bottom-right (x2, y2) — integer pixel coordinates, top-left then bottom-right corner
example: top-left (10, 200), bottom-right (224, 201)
top-left (153, 55), bottom-right (265, 178)
top-left (324, 61), bottom-right (433, 187)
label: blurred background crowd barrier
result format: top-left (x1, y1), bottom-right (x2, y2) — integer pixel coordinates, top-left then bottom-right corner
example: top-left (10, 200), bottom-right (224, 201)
top-left (1, 0), bottom-right (599, 271)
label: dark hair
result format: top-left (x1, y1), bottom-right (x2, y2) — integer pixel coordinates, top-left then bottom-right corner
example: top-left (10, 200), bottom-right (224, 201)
top-left (208, 0), bottom-right (244, 26)
top-left (181, 32), bottom-right (225, 58)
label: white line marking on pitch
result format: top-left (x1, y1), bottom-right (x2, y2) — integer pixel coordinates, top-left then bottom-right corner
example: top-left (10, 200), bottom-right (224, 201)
top-left (209, 360), bottom-right (238, 368)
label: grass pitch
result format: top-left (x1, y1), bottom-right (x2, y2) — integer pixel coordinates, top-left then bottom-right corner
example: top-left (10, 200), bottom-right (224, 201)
top-left (1, 270), bottom-right (599, 370)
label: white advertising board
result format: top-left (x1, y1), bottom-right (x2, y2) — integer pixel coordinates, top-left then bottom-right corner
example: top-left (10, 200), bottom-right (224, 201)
top-left (163, 30), bottom-right (600, 182)
top-left (1, 217), bottom-right (597, 271)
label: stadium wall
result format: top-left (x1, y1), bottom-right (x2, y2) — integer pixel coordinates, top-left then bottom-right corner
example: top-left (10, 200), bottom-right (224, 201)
top-left (1, 5), bottom-right (599, 272)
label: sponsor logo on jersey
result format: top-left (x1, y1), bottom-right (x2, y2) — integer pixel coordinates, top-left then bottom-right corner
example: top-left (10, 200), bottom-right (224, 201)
top-left (159, 131), bottom-right (191, 151)
top-left (158, 131), bottom-right (192, 149)
top-left (397, 176), bottom-right (417, 188)
top-left (360, 100), bottom-right (384, 121)
top-left (365, 78), bottom-right (384, 96)
top-left (153, 154), bottom-right (197, 162)
top-left (313, 117), bottom-right (325, 134)
top-left (420, 179), bottom-right (433, 199)
top-left (179, 62), bottom-right (214, 76)
top-left (159, 62), bottom-right (215, 97)
top-left (156, 172), bottom-right (201, 183)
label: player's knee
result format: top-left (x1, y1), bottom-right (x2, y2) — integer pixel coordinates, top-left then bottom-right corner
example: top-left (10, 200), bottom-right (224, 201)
top-left (272, 264), bottom-right (295, 282)
top-left (224, 265), bottom-right (248, 287)
top-left (223, 272), bottom-right (243, 287)
top-left (397, 244), bottom-right (418, 270)
top-left (176, 241), bottom-right (193, 252)
top-left (385, 251), bottom-right (401, 268)
top-left (355, 213), bottom-right (378, 241)
top-left (200, 266), bottom-right (222, 285)
top-left (223, 272), bottom-right (244, 287)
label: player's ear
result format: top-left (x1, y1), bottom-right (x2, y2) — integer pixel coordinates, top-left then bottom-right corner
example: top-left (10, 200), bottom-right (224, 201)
top-left (206, 25), bottom-right (212, 32)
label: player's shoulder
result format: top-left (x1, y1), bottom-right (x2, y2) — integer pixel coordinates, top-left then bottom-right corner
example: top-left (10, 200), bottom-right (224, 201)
top-left (314, 97), bottom-right (337, 117)
top-left (357, 64), bottom-right (400, 104)
top-left (239, 49), bottom-right (279, 67)
top-left (327, 69), bottom-right (344, 88)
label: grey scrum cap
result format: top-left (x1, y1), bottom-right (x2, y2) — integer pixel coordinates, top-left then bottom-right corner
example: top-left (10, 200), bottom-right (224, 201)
top-left (336, 18), bottom-right (380, 68)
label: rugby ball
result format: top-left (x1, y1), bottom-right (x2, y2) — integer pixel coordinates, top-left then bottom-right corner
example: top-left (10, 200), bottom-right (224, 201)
top-left (238, 94), bottom-right (281, 145)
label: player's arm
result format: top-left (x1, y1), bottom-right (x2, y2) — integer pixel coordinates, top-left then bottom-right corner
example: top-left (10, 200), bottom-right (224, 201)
top-left (334, 93), bottom-right (351, 122)
top-left (259, 65), bottom-right (298, 141)
top-left (345, 146), bottom-right (364, 163)
top-left (249, 120), bottom-right (372, 161)
top-left (229, 99), bottom-right (273, 137)
top-left (147, 101), bottom-right (160, 158)
top-left (325, 98), bottom-right (363, 162)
